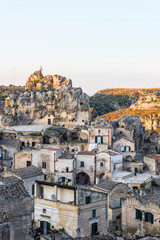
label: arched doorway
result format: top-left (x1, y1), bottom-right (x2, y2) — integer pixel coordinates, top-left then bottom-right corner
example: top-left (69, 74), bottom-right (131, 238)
top-left (76, 172), bottom-right (90, 185)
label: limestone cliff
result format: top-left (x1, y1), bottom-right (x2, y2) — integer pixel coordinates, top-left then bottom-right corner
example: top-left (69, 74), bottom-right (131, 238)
top-left (2, 70), bottom-right (90, 126)
top-left (25, 68), bottom-right (72, 90)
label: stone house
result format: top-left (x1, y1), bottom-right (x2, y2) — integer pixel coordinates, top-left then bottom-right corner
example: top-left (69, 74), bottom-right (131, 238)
top-left (2, 165), bottom-right (44, 198)
top-left (0, 139), bottom-right (20, 171)
top-left (0, 180), bottom-right (32, 240)
top-left (144, 154), bottom-right (160, 175)
top-left (13, 146), bottom-right (62, 182)
top-left (122, 194), bottom-right (160, 237)
top-left (75, 150), bottom-right (123, 185)
top-left (94, 178), bottom-right (129, 232)
top-left (113, 136), bottom-right (136, 160)
top-left (88, 123), bottom-right (112, 151)
top-left (55, 152), bottom-right (75, 185)
top-left (34, 181), bottom-right (108, 238)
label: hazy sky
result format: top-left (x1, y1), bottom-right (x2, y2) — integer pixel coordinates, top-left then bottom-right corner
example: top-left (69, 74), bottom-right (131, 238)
top-left (0, 0), bottom-right (160, 95)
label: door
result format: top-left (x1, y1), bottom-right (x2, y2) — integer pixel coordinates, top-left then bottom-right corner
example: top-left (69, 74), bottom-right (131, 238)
top-left (40, 221), bottom-right (50, 234)
top-left (48, 119), bottom-right (51, 124)
top-left (92, 222), bottom-right (98, 235)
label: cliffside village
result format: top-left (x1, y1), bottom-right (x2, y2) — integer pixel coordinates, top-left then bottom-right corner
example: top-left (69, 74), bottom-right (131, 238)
top-left (1, 70), bottom-right (160, 240)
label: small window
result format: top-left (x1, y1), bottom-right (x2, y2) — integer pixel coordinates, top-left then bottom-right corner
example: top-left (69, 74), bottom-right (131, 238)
top-left (22, 142), bottom-right (25, 147)
top-left (32, 142), bottom-right (35, 147)
top-left (42, 162), bottom-right (46, 169)
top-left (125, 146), bottom-right (130, 152)
top-left (100, 162), bottom-right (104, 167)
top-left (145, 212), bottom-right (154, 224)
top-left (62, 177), bottom-right (65, 183)
top-left (92, 210), bottom-right (96, 218)
top-left (66, 167), bottom-right (69, 173)
top-left (135, 209), bottom-right (142, 221)
top-left (43, 209), bottom-right (46, 214)
top-left (44, 174), bottom-right (47, 180)
top-left (27, 161), bottom-right (31, 167)
top-left (120, 146), bottom-right (124, 152)
top-left (82, 120), bottom-right (84, 122)
top-left (32, 184), bottom-right (34, 195)
top-left (86, 196), bottom-right (91, 204)
top-left (98, 129), bottom-right (101, 134)
top-left (114, 164), bottom-right (116, 170)
top-left (80, 161), bottom-right (84, 167)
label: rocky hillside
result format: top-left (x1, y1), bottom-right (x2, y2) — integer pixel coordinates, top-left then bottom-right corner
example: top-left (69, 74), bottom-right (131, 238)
top-left (95, 89), bottom-right (160, 132)
top-left (1, 69), bottom-right (90, 126)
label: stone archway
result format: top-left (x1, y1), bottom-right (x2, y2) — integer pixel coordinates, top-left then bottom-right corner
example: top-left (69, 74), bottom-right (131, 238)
top-left (125, 155), bottom-right (133, 161)
top-left (76, 172), bottom-right (90, 185)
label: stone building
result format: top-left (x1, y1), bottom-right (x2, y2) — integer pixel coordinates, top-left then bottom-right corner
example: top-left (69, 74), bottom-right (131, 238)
top-left (112, 116), bottom-right (144, 160)
top-left (75, 150), bottom-right (123, 185)
top-left (88, 120), bottom-right (113, 151)
top-left (34, 181), bottom-right (108, 238)
top-left (94, 178), bottom-right (129, 232)
top-left (144, 154), bottom-right (160, 175)
top-left (122, 194), bottom-right (160, 237)
top-left (13, 146), bottom-right (62, 182)
top-left (0, 180), bottom-right (32, 240)
top-left (55, 152), bottom-right (75, 185)
top-left (2, 165), bottom-right (44, 198)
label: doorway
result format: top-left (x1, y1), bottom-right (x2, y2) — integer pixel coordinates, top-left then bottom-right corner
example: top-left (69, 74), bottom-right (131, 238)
top-left (91, 222), bottom-right (98, 235)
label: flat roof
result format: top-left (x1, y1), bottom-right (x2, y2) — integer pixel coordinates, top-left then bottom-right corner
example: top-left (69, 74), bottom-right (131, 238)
top-left (36, 180), bottom-right (76, 190)
top-left (77, 151), bottom-right (96, 156)
top-left (5, 125), bottom-right (51, 132)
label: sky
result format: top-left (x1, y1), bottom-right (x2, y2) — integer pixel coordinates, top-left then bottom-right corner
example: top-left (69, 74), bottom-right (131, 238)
top-left (0, 0), bottom-right (160, 95)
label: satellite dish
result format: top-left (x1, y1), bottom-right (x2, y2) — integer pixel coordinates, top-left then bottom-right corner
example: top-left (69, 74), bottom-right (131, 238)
top-left (51, 194), bottom-right (56, 200)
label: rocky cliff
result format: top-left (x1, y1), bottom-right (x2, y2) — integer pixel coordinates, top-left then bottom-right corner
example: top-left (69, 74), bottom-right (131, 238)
top-left (1, 69), bottom-right (90, 126)
top-left (92, 88), bottom-right (160, 132)
top-left (25, 68), bottom-right (72, 90)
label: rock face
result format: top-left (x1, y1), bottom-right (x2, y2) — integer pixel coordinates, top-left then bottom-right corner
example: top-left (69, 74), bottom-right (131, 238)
top-left (2, 69), bottom-right (90, 126)
top-left (25, 68), bottom-right (72, 90)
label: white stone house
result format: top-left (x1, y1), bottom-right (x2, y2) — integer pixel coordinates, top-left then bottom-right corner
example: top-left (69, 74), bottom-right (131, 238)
top-left (54, 153), bottom-right (75, 185)
top-left (13, 146), bottom-right (62, 182)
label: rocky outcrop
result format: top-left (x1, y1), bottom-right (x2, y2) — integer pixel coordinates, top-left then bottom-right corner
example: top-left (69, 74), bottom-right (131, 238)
top-left (2, 70), bottom-right (90, 126)
top-left (25, 68), bottom-right (72, 90)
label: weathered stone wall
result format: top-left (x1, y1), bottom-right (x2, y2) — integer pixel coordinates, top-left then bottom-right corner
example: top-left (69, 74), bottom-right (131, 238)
top-left (0, 198), bottom-right (32, 240)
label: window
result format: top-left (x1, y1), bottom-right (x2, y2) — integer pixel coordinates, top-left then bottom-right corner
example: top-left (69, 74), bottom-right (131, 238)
top-left (22, 141), bottom-right (25, 147)
top-left (32, 184), bottom-right (34, 196)
top-left (66, 167), bottom-right (69, 173)
top-left (43, 209), bottom-right (46, 214)
top-left (32, 142), bottom-right (35, 147)
top-left (100, 162), bottom-right (104, 167)
top-left (86, 196), bottom-right (91, 204)
top-left (114, 164), bottom-right (116, 170)
top-left (145, 212), bottom-right (154, 224)
top-left (92, 210), bottom-right (96, 218)
top-left (40, 186), bottom-right (44, 198)
top-left (62, 177), bottom-right (65, 183)
top-left (125, 146), bottom-right (130, 152)
top-left (80, 161), bottom-right (84, 167)
top-left (135, 209), bottom-right (142, 221)
top-left (120, 146), bottom-right (124, 152)
top-left (95, 136), bottom-right (103, 144)
top-left (42, 162), bottom-right (46, 169)
top-left (27, 161), bottom-right (31, 167)
top-left (44, 174), bottom-right (47, 180)
top-left (98, 129), bottom-right (101, 134)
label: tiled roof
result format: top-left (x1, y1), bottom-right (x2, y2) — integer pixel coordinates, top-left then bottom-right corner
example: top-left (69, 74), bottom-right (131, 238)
top-left (12, 165), bottom-right (43, 179)
top-left (136, 194), bottom-right (160, 207)
top-left (94, 179), bottom-right (118, 191)
top-left (0, 182), bottom-right (30, 200)
top-left (0, 176), bottom-right (22, 184)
